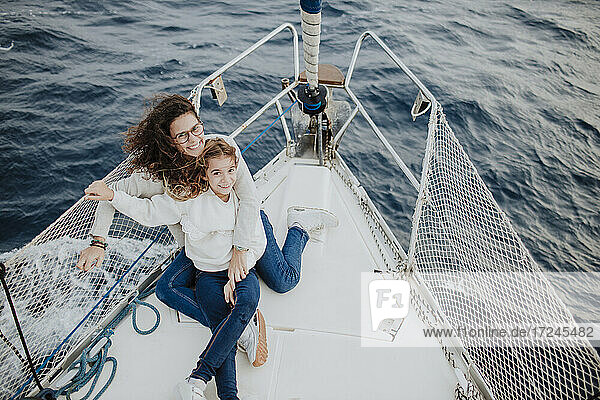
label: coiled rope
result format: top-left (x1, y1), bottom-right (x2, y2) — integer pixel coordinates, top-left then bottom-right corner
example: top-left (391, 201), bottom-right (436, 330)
top-left (54, 286), bottom-right (160, 400)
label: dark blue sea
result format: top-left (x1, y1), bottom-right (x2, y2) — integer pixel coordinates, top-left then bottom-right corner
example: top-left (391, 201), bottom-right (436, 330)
top-left (1, 0), bottom-right (599, 322)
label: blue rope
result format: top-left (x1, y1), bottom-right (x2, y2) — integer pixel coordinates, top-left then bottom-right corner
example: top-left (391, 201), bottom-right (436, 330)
top-left (303, 101), bottom-right (321, 110)
top-left (131, 297), bottom-right (161, 335)
top-left (55, 287), bottom-right (160, 399)
top-left (105, 286), bottom-right (160, 335)
top-left (241, 99), bottom-right (298, 154)
top-left (56, 337), bottom-right (116, 400)
top-left (11, 227), bottom-right (168, 400)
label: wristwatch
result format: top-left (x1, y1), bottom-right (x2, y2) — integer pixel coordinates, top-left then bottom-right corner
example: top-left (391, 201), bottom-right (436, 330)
top-left (234, 245), bottom-right (249, 252)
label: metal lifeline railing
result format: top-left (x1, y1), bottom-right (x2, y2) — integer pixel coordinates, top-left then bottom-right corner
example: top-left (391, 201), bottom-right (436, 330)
top-left (188, 23), bottom-right (301, 148)
top-left (332, 31), bottom-right (439, 191)
top-left (180, 27), bottom-right (437, 282)
top-left (328, 31), bottom-right (494, 400)
top-left (184, 25), bottom-right (428, 198)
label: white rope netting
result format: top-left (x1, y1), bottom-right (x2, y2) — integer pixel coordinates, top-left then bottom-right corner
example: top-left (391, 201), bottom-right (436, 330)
top-left (0, 159), bottom-right (177, 399)
top-left (409, 106), bottom-right (600, 400)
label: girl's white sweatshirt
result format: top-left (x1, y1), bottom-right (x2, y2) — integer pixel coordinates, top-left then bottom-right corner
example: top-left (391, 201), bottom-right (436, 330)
top-left (89, 134), bottom-right (259, 250)
top-left (109, 188), bottom-right (266, 272)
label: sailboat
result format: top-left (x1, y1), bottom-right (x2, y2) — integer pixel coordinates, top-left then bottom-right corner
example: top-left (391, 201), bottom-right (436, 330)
top-left (1, 1), bottom-right (599, 399)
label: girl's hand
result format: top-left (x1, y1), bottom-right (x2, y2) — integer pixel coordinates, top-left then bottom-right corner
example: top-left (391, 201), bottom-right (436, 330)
top-left (228, 247), bottom-right (248, 283)
top-left (76, 239), bottom-right (106, 271)
top-left (84, 180), bottom-right (114, 201)
top-left (224, 279), bottom-right (236, 305)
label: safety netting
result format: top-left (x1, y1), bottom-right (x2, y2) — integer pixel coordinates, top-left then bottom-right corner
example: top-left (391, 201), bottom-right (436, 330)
top-left (0, 159), bottom-right (177, 399)
top-left (408, 105), bottom-right (600, 399)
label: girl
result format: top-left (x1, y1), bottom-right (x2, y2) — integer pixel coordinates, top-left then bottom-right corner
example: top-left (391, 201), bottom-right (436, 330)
top-left (89, 138), bottom-right (263, 399)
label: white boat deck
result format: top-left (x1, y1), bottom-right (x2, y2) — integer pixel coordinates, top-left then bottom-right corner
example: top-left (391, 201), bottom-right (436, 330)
top-left (70, 154), bottom-right (458, 399)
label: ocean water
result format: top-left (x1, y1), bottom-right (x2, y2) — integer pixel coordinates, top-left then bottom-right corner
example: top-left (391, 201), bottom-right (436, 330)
top-left (1, 0), bottom-right (598, 324)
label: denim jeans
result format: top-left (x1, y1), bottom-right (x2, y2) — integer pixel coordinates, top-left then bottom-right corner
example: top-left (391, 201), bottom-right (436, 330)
top-left (154, 210), bottom-right (309, 324)
top-left (254, 210), bottom-right (309, 293)
top-left (155, 249), bottom-right (210, 327)
top-left (190, 268), bottom-right (260, 400)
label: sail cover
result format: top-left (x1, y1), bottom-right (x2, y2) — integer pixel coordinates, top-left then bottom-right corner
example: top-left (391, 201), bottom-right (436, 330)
top-left (300, 0), bottom-right (322, 91)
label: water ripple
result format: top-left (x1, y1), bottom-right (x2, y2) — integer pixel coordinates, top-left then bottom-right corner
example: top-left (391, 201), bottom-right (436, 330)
top-left (0, 0), bottom-right (598, 322)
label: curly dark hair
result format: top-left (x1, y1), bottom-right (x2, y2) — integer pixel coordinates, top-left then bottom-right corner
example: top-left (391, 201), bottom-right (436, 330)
top-left (123, 94), bottom-right (204, 200)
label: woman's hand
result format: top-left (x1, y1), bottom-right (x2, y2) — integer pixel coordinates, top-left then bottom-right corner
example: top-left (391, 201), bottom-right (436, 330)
top-left (76, 239), bottom-right (106, 271)
top-left (224, 279), bottom-right (236, 305)
top-left (228, 247), bottom-right (248, 283)
top-left (84, 180), bottom-right (114, 201)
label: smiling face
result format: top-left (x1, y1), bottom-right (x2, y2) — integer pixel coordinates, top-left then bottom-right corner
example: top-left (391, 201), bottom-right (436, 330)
top-left (205, 155), bottom-right (237, 202)
top-left (169, 112), bottom-right (204, 157)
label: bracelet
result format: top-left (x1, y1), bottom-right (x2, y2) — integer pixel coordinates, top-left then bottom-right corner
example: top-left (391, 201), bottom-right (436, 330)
top-left (90, 239), bottom-right (107, 250)
top-left (234, 245), bottom-right (249, 252)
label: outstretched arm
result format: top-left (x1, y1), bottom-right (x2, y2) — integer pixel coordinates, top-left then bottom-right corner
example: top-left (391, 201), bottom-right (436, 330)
top-left (110, 190), bottom-right (183, 227)
top-left (76, 173), bottom-right (165, 271)
top-left (84, 180), bottom-right (183, 227)
top-left (88, 172), bottom-right (165, 239)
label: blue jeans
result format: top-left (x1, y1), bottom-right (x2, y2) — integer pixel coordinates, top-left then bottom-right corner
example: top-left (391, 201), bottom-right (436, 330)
top-left (190, 268), bottom-right (260, 400)
top-left (154, 211), bottom-right (309, 326)
top-left (254, 210), bottom-right (309, 293)
top-left (155, 249), bottom-right (210, 327)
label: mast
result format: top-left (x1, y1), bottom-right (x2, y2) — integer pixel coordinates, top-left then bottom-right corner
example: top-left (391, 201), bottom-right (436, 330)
top-left (300, 0), bottom-right (321, 93)
top-left (298, 0), bottom-right (327, 115)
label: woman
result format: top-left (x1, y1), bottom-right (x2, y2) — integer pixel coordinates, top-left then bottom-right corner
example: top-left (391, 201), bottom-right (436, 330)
top-left (78, 94), bottom-right (338, 380)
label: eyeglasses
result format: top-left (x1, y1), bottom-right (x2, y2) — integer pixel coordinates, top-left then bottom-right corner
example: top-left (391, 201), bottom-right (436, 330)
top-left (173, 122), bottom-right (204, 144)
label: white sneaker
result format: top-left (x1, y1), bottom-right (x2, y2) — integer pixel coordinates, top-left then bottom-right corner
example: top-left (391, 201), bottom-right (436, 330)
top-left (237, 309), bottom-right (268, 367)
top-left (287, 206), bottom-right (339, 238)
top-left (175, 377), bottom-right (207, 400)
